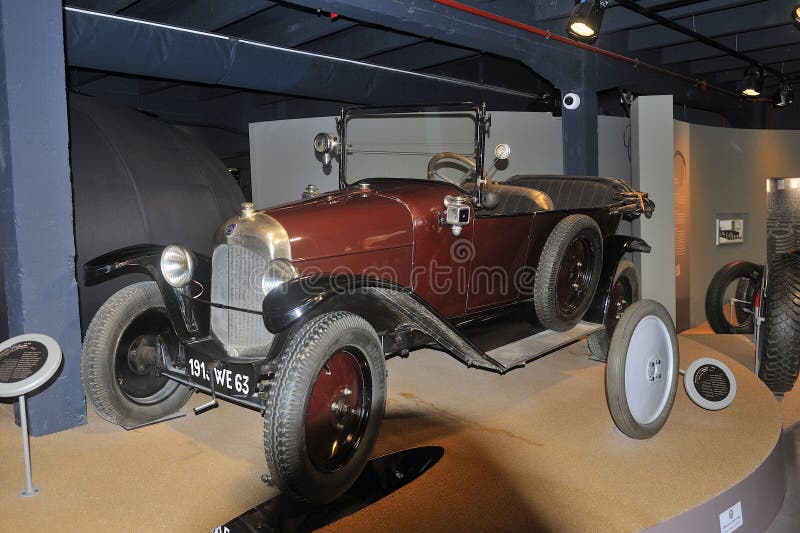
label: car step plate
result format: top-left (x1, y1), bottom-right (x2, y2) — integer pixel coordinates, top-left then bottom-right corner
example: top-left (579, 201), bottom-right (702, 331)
top-left (487, 321), bottom-right (604, 371)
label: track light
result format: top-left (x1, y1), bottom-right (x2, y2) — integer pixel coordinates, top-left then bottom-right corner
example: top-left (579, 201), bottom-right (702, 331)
top-left (567, 0), bottom-right (606, 44)
top-left (774, 82), bottom-right (794, 107)
top-left (793, 1), bottom-right (800, 24)
top-left (740, 65), bottom-right (764, 97)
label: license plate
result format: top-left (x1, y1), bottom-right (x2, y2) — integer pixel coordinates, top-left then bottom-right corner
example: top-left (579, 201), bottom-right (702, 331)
top-left (186, 353), bottom-right (255, 398)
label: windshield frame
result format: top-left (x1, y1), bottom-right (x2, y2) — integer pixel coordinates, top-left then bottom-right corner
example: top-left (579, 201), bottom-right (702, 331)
top-left (337, 102), bottom-right (489, 204)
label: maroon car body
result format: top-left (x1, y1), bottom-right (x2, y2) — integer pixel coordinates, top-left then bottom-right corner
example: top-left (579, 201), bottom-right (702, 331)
top-left (81, 103), bottom-right (656, 504)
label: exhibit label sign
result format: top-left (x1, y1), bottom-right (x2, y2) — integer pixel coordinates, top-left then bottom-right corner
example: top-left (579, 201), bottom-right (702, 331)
top-left (683, 357), bottom-right (737, 410)
top-left (719, 501), bottom-right (743, 533)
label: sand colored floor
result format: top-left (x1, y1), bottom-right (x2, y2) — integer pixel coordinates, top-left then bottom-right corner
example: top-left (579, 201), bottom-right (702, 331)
top-left (0, 334), bottom-right (790, 532)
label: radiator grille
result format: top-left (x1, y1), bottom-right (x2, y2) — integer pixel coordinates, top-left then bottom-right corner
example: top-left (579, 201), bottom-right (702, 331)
top-left (210, 244), bottom-right (274, 357)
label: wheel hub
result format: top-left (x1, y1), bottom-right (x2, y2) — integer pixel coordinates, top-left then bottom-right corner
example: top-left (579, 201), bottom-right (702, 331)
top-left (127, 334), bottom-right (160, 375)
top-left (306, 351), bottom-right (369, 472)
top-left (647, 357), bottom-right (663, 383)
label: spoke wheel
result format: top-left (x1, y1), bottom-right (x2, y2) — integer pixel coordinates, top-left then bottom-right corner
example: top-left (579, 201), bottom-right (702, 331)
top-left (606, 299), bottom-right (679, 439)
top-left (305, 350), bottom-right (371, 472)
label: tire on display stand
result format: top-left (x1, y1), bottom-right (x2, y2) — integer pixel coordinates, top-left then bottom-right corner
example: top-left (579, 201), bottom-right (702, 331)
top-left (606, 300), bottom-right (679, 439)
top-left (263, 311), bottom-right (386, 504)
top-left (588, 260), bottom-right (640, 362)
top-left (757, 252), bottom-right (800, 394)
top-left (704, 261), bottom-right (763, 334)
top-left (534, 214), bottom-right (603, 332)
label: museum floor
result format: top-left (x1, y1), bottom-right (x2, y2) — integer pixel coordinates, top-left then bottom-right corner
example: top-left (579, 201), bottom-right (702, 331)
top-left (1, 332), bottom-right (798, 532)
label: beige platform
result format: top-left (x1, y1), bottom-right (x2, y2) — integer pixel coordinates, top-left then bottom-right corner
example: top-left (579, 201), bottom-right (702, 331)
top-left (0, 334), bottom-right (788, 532)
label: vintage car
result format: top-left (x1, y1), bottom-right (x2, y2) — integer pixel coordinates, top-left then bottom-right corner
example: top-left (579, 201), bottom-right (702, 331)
top-left (81, 103), bottom-right (677, 505)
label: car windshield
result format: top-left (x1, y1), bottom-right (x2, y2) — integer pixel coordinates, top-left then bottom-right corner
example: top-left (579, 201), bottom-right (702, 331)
top-left (341, 105), bottom-right (481, 186)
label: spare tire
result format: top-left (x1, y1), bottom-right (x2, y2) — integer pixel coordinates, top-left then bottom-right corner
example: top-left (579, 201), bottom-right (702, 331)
top-left (534, 214), bottom-right (603, 331)
top-left (758, 252), bottom-right (800, 394)
top-left (705, 261), bottom-right (763, 334)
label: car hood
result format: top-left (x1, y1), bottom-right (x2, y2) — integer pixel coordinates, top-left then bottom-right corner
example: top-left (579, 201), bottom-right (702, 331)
top-left (265, 186), bottom-right (413, 263)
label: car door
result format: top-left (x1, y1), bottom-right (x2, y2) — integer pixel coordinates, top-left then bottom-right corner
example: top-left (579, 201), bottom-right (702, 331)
top-left (465, 213), bottom-right (534, 312)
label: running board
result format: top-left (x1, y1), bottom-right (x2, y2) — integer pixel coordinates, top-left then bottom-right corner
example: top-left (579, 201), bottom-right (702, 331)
top-left (487, 322), bottom-right (604, 372)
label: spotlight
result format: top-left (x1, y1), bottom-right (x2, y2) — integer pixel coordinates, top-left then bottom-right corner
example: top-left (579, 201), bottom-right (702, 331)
top-left (774, 82), bottom-right (794, 107)
top-left (793, 1), bottom-right (800, 24)
top-left (740, 65), bottom-right (764, 97)
top-left (567, 0), bottom-right (606, 44)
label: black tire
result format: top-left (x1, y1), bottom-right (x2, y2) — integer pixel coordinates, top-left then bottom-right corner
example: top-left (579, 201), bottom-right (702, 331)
top-left (606, 300), bottom-right (679, 439)
top-left (264, 311), bottom-right (386, 504)
top-left (81, 281), bottom-right (192, 427)
top-left (534, 214), bottom-right (603, 331)
top-left (758, 253), bottom-right (800, 393)
top-left (705, 261), bottom-right (763, 334)
top-left (588, 260), bottom-right (640, 362)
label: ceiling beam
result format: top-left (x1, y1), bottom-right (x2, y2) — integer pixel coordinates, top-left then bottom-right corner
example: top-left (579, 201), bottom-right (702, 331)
top-left (661, 23), bottom-right (800, 64)
top-left (628, 0), bottom-right (792, 50)
top-left (536, 0), bottom-right (758, 34)
top-left (64, 7), bottom-right (543, 107)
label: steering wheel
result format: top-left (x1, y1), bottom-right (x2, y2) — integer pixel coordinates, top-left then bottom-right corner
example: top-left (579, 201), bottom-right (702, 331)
top-left (426, 152), bottom-right (479, 186)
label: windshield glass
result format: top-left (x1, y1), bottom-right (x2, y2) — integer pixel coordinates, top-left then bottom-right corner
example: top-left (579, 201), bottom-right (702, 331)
top-left (342, 108), bottom-right (479, 186)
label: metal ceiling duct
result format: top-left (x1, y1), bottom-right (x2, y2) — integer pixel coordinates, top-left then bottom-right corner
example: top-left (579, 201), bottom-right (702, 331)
top-left (69, 93), bottom-right (244, 331)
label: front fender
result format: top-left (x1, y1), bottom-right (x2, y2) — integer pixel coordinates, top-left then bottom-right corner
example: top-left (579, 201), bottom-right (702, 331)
top-left (584, 235), bottom-right (651, 324)
top-left (262, 275), bottom-right (504, 372)
top-left (83, 244), bottom-right (211, 340)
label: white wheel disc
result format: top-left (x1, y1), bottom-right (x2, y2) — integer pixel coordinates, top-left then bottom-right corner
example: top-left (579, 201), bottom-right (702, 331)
top-left (624, 315), bottom-right (676, 425)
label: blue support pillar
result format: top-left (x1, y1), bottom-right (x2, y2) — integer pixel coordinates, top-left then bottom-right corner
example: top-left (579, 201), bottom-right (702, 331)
top-left (560, 53), bottom-right (599, 176)
top-left (0, 0), bottom-right (87, 434)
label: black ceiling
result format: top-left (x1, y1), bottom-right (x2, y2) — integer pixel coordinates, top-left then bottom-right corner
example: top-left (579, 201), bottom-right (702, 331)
top-left (64, 0), bottom-right (800, 130)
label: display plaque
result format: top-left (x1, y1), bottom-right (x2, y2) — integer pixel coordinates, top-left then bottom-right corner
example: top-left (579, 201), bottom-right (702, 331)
top-left (0, 334), bottom-right (62, 398)
top-left (0, 334), bottom-right (63, 498)
top-left (684, 357), bottom-right (737, 410)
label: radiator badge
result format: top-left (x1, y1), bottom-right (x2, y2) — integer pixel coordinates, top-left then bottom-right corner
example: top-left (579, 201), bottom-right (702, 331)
top-left (225, 223), bottom-right (237, 237)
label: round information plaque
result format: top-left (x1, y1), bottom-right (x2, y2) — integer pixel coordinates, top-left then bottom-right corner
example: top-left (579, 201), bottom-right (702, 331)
top-left (684, 357), bottom-right (737, 411)
top-left (0, 334), bottom-right (62, 398)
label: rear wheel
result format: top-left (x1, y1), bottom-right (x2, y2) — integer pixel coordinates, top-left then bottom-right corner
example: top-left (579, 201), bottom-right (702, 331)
top-left (263, 311), bottom-right (386, 504)
top-left (705, 261), bottom-right (763, 334)
top-left (534, 214), bottom-right (603, 331)
top-left (758, 252), bottom-right (800, 393)
top-left (81, 281), bottom-right (191, 428)
top-left (588, 260), bottom-right (640, 362)
top-left (606, 300), bottom-right (679, 439)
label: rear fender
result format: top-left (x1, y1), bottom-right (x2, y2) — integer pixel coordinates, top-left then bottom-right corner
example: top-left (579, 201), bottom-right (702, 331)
top-left (584, 235), bottom-right (650, 324)
top-left (83, 244), bottom-right (211, 339)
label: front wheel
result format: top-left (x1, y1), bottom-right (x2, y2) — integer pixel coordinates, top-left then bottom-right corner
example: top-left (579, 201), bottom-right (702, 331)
top-left (263, 311), bottom-right (386, 504)
top-left (81, 281), bottom-right (192, 428)
top-left (606, 300), bottom-right (679, 439)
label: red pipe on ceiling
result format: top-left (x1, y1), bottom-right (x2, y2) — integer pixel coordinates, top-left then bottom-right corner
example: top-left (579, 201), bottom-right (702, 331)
top-left (433, 0), bottom-right (769, 103)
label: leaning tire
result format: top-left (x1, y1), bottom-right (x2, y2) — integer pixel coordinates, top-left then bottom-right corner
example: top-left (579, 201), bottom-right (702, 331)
top-left (264, 311), bottom-right (386, 504)
top-left (606, 300), bottom-right (679, 439)
top-left (758, 253), bottom-right (800, 393)
top-left (588, 260), bottom-right (640, 362)
top-left (81, 281), bottom-right (192, 428)
top-left (534, 214), bottom-right (603, 331)
top-left (705, 261), bottom-right (763, 334)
